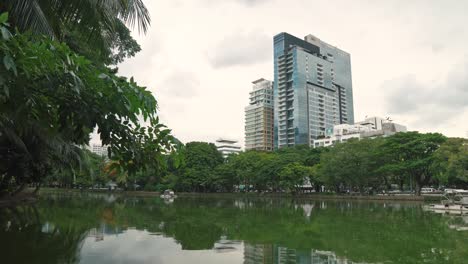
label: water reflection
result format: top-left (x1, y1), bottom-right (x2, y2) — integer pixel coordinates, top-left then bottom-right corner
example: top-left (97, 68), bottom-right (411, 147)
top-left (0, 193), bottom-right (467, 264)
top-left (244, 243), bottom-right (368, 264)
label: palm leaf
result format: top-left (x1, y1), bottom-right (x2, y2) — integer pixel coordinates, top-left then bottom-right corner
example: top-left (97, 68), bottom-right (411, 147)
top-left (3, 0), bottom-right (55, 38)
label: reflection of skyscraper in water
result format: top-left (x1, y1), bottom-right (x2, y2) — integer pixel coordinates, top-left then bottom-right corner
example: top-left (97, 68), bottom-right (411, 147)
top-left (243, 244), bottom-right (300, 264)
top-left (277, 246), bottom-right (298, 264)
top-left (244, 243), bottom-right (370, 264)
top-left (244, 243), bottom-right (274, 264)
top-left (310, 250), bottom-right (365, 264)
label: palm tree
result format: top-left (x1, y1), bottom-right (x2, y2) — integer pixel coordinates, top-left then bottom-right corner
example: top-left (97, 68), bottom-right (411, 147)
top-left (1, 0), bottom-right (150, 64)
top-left (2, 0), bottom-right (150, 36)
top-left (0, 117), bottom-right (85, 196)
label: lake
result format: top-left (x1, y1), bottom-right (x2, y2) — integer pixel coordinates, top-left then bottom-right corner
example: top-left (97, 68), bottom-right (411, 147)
top-left (0, 193), bottom-right (467, 264)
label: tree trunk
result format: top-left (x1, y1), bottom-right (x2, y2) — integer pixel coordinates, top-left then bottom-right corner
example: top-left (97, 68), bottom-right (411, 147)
top-left (415, 180), bottom-right (422, 196)
top-left (382, 176), bottom-right (390, 191)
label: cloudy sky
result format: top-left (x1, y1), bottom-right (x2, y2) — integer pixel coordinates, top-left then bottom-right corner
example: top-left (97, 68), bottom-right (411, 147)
top-left (117, 0), bottom-right (468, 146)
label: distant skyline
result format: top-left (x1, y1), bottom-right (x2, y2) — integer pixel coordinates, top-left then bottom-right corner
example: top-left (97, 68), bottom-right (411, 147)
top-left (111, 0), bottom-right (468, 146)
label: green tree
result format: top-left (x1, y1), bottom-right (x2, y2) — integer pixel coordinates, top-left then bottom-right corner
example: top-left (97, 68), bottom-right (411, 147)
top-left (176, 142), bottom-right (224, 192)
top-left (380, 132), bottom-right (447, 195)
top-left (44, 149), bottom-right (107, 188)
top-left (278, 162), bottom-right (312, 193)
top-left (433, 138), bottom-right (468, 187)
top-left (319, 138), bottom-right (384, 193)
top-left (0, 16), bottom-right (176, 197)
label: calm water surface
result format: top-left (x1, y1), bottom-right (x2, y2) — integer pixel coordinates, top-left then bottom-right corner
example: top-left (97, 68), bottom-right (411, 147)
top-left (1, 193), bottom-right (467, 264)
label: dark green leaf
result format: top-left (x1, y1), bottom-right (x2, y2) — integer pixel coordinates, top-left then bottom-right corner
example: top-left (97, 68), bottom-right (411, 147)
top-left (3, 54), bottom-right (17, 76)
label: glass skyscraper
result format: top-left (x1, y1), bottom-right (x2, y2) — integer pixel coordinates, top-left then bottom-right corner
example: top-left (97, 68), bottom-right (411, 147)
top-left (273, 33), bottom-right (354, 148)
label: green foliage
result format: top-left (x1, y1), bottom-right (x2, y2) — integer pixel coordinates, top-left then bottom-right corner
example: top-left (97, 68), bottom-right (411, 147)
top-left (1, 0), bottom-right (149, 66)
top-left (379, 132), bottom-right (447, 195)
top-left (0, 15), bottom-right (177, 196)
top-left (48, 132), bottom-right (466, 195)
top-left (319, 138), bottom-right (385, 193)
top-left (278, 162), bottom-right (311, 193)
top-left (433, 138), bottom-right (468, 187)
top-left (175, 142), bottom-right (224, 192)
top-left (157, 132), bottom-right (460, 195)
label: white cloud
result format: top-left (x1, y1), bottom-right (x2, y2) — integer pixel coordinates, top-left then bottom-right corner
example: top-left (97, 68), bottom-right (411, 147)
top-left (158, 70), bottom-right (200, 98)
top-left (382, 58), bottom-right (468, 132)
top-left (207, 31), bottom-right (271, 68)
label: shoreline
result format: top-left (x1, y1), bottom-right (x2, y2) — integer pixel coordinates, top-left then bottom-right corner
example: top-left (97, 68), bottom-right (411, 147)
top-left (0, 193), bottom-right (38, 207)
top-left (37, 188), bottom-right (442, 202)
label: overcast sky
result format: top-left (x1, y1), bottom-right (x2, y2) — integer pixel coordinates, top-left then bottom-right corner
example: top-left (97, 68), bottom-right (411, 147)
top-left (116, 0), bottom-right (468, 146)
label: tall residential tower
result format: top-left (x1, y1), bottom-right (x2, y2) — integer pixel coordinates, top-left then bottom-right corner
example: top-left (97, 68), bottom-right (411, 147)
top-left (245, 78), bottom-right (274, 151)
top-left (273, 33), bottom-right (354, 148)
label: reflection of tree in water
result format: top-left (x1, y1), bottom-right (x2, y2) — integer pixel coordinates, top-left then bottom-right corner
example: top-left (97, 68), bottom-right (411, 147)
top-left (100, 196), bottom-right (468, 263)
top-left (0, 205), bottom-right (87, 264)
top-left (1, 194), bottom-right (468, 264)
top-left (117, 197), bottom-right (468, 263)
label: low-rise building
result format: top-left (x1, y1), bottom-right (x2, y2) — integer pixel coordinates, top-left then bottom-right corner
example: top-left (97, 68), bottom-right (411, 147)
top-left (215, 138), bottom-right (241, 158)
top-left (355, 116), bottom-right (386, 130)
top-left (312, 117), bottom-right (407, 148)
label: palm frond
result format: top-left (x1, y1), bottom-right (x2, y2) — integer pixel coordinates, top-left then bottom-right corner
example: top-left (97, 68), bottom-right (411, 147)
top-left (3, 0), bottom-right (55, 38)
top-left (118, 0), bottom-right (151, 34)
top-left (0, 116), bottom-right (31, 158)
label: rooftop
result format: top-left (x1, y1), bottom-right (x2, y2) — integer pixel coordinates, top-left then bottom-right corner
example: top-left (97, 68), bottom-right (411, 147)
top-left (216, 138), bottom-right (238, 144)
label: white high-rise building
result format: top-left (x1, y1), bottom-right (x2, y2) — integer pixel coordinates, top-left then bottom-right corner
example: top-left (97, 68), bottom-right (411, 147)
top-left (245, 78), bottom-right (274, 151)
top-left (215, 138), bottom-right (241, 158)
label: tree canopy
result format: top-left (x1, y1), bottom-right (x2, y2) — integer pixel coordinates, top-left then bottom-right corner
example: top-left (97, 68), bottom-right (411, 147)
top-left (0, 13), bottom-right (176, 197)
top-left (42, 132), bottom-right (468, 195)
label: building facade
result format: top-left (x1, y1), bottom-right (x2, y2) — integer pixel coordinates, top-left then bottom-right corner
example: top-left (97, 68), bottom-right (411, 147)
top-left (215, 138), bottom-right (241, 158)
top-left (90, 143), bottom-right (108, 157)
top-left (245, 78), bottom-right (274, 151)
top-left (355, 116), bottom-right (386, 130)
top-left (312, 117), bottom-right (407, 148)
top-left (273, 33), bottom-right (354, 148)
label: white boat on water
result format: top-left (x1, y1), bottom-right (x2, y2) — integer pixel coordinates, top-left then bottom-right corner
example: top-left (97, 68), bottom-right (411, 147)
top-left (160, 189), bottom-right (177, 199)
top-left (424, 204), bottom-right (468, 214)
top-left (424, 195), bottom-right (468, 214)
